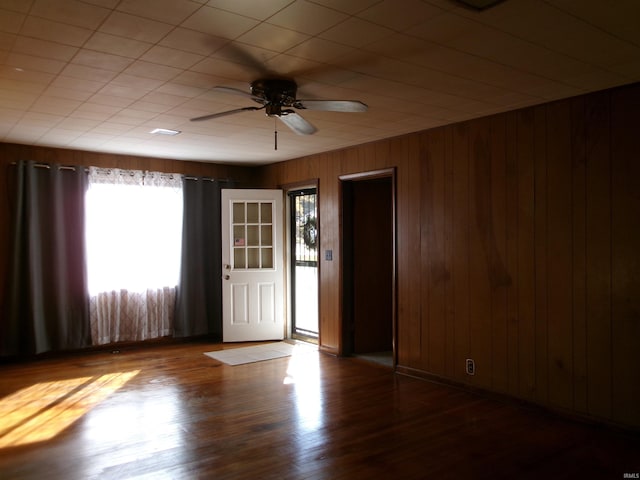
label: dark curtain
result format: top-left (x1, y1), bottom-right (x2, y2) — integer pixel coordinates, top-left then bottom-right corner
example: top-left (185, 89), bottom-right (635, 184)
top-left (2, 161), bottom-right (90, 356)
top-left (174, 178), bottom-right (228, 338)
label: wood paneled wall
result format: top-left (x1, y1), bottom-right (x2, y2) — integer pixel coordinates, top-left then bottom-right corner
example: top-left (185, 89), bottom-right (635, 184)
top-left (258, 83), bottom-right (640, 428)
top-left (0, 142), bottom-right (257, 328)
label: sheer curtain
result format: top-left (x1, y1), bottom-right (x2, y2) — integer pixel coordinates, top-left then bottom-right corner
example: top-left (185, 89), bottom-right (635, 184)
top-left (85, 167), bottom-right (183, 345)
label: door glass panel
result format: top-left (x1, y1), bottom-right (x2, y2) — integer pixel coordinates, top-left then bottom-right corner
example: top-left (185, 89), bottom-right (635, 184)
top-left (231, 200), bottom-right (275, 270)
top-left (247, 202), bottom-right (259, 223)
top-left (261, 203), bottom-right (272, 223)
top-left (261, 248), bottom-right (273, 268)
top-left (234, 248), bottom-right (245, 269)
top-left (233, 202), bottom-right (245, 223)
top-left (261, 225), bottom-right (272, 246)
top-left (247, 248), bottom-right (260, 269)
top-left (246, 225), bottom-right (259, 246)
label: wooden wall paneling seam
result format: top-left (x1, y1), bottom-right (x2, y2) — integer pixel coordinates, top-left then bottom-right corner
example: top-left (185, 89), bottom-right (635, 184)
top-left (452, 122), bottom-right (471, 381)
top-left (545, 100), bottom-right (574, 410)
top-left (570, 95), bottom-right (588, 415)
top-left (533, 105), bottom-right (549, 404)
top-left (585, 91), bottom-right (613, 420)
top-left (424, 129), bottom-right (447, 376)
top-left (444, 126), bottom-right (456, 379)
top-left (407, 135), bottom-right (422, 367)
top-left (516, 108), bottom-right (536, 401)
top-left (490, 114), bottom-right (509, 393)
top-left (420, 132), bottom-right (432, 372)
top-left (505, 111), bottom-right (520, 396)
top-left (468, 117), bottom-right (493, 388)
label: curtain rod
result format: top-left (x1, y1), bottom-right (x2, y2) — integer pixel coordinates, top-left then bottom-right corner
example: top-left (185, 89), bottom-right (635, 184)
top-left (8, 162), bottom-right (230, 182)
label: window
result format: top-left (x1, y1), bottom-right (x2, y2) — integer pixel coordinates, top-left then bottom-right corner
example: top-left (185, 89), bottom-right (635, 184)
top-left (85, 168), bottom-right (183, 345)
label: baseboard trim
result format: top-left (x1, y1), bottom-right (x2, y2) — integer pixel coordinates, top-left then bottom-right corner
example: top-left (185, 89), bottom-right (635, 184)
top-left (395, 364), bottom-right (640, 435)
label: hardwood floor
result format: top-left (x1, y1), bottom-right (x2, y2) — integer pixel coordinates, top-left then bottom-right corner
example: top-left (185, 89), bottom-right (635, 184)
top-left (0, 341), bottom-right (638, 479)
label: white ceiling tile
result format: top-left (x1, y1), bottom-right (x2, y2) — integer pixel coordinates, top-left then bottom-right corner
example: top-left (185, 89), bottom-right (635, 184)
top-left (181, 6), bottom-right (259, 39)
top-left (0, 8), bottom-right (26, 34)
top-left (110, 73), bottom-right (165, 90)
top-left (37, 128), bottom-right (82, 144)
top-left (11, 37), bottom-right (78, 62)
top-left (30, 96), bottom-right (81, 115)
top-left (82, 0), bottom-right (119, 7)
top-left (97, 83), bottom-right (150, 99)
top-left (0, 0), bottom-right (33, 13)
top-left (123, 60), bottom-right (182, 81)
top-left (84, 32), bottom-right (153, 58)
top-left (99, 11), bottom-right (174, 44)
top-left (141, 91), bottom-right (190, 106)
top-left (50, 75), bottom-right (107, 93)
top-left (286, 37), bottom-right (358, 64)
top-left (1, 67), bottom-right (54, 87)
top-left (129, 100), bottom-right (172, 113)
top-left (205, 0), bottom-right (293, 21)
top-left (141, 46), bottom-right (204, 69)
top-left (307, 0), bottom-right (380, 15)
top-left (0, 31), bottom-right (15, 51)
top-left (156, 82), bottom-right (207, 98)
top-left (263, 53), bottom-right (322, 78)
top-left (357, 0), bottom-right (445, 31)
top-left (267, 1), bottom-right (347, 35)
top-left (30, 0), bottom-right (111, 29)
top-left (20, 16), bottom-right (93, 46)
top-left (159, 70), bottom-right (217, 89)
top-left (61, 63), bottom-right (118, 82)
top-left (159, 28), bottom-right (227, 56)
top-left (236, 23), bottom-right (309, 53)
top-left (89, 93), bottom-right (135, 108)
top-left (44, 85), bottom-right (93, 101)
top-left (116, 0), bottom-right (202, 25)
top-left (190, 57), bottom-right (254, 82)
top-left (72, 49), bottom-right (134, 72)
top-left (319, 17), bottom-right (395, 48)
top-left (6, 52), bottom-right (66, 74)
top-left (211, 42), bottom-right (279, 72)
top-left (0, 91), bottom-right (36, 109)
top-left (57, 116), bottom-right (101, 130)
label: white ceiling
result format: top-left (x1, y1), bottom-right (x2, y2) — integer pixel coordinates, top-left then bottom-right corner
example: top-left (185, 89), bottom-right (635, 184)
top-left (1, 0), bottom-right (639, 165)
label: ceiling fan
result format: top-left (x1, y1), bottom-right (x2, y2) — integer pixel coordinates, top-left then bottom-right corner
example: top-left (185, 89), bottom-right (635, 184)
top-left (190, 77), bottom-right (368, 138)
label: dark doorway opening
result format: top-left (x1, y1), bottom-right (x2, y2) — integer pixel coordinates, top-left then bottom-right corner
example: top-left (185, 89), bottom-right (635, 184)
top-left (341, 170), bottom-right (395, 367)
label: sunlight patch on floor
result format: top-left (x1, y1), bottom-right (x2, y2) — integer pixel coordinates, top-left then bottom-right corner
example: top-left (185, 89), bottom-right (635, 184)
top-left (0, 370), bottom-right (139, 448)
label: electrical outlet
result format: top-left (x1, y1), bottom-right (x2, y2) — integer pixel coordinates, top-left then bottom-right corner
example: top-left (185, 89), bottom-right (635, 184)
top-left (465, 358), bottom-right (475, 376)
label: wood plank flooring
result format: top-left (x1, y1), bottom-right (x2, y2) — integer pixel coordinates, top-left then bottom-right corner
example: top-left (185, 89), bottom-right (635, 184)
top-left (0, 341), bottom-right (638, 479)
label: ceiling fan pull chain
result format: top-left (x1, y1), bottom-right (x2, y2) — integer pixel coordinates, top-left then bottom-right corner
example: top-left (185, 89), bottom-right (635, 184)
top-left (274, 118), bottom-right (278, 150)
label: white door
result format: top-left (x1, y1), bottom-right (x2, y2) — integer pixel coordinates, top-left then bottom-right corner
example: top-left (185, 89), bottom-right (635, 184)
top-left (221, 189), bottom-right (284, 342)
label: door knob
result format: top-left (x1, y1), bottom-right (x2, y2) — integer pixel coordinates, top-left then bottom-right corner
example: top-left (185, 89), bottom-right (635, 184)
top-left (223, 275), bottom-right (230, 280)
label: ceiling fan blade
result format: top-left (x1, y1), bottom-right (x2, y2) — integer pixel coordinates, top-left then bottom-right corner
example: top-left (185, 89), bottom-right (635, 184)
top-left (296, 99), bottom-right (368, 112)
top-left (190, 106), bottom-right (262, 122)
top-left (212, 86), bottom-right (264, 103)
top-left (278, 112), bottom-right (317, 135)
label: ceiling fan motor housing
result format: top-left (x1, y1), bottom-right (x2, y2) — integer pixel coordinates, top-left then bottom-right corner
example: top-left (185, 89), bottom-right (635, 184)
top-left (251, 78), bottom-right (298, 111)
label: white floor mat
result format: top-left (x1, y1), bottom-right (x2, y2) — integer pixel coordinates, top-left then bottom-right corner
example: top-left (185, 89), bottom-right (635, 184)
top-left (204, 341), bottom-right (316, 366)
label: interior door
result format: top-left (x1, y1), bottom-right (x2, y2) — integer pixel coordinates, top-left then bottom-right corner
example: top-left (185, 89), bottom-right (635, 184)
top-left (221, 189), bottom-right (284, 342)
